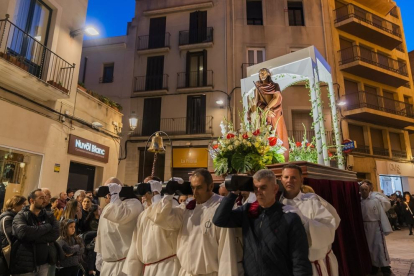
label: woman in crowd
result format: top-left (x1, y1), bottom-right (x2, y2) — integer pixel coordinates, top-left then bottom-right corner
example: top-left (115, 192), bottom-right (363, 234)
top-left (403, 192), bottom-right (414, 235)
top-left (61, 200), bottom-right (83, 233)
top-left (82, 204), bottom-right (101, 275)
top-left (83, 204), bottom-right (100, 232)
top-left (51, 197), bottom-right (63, 221)
top-left (56, 219), bottom-right (85, 276)
top-left (0, 195), bottom-right (27, 274)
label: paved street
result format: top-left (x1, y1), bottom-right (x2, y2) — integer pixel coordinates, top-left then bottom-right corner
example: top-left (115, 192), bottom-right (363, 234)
top-left (379, 227), bottom-right (414, 276)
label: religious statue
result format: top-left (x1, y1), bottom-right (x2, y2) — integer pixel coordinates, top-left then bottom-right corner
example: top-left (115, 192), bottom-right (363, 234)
top-left (248, 68), bottom-right (289, 161)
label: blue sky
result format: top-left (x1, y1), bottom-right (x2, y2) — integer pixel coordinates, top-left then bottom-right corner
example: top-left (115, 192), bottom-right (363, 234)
top-left (85, 0), bottom-right (414, 51)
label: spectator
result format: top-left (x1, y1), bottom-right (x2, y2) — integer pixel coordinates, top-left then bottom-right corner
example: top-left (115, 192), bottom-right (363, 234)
top-left (403, 192), bottom-right (414, 235)
top-left (82, 197), bottom-right (92, 218)
top-left (83, 204), bottom-right (100, 232)
top-left (42, 188), bottom-right (52, 211)
top-left (396, 191), bottom-right (403, 199)
top-left (51, 197), bottom-right (63, 221)
top-left (74, 190), bottom-right (86, 204)
top-left (57, 192), bottom-right (67, 210)
top-left (178, 194), bottom-right (188, 204)
top-left (0, 195), bottom-right (27, 274)
top-left (56, 219), bottom-right (85, 276)
top-left (11, 189), bottom-right (59, 275)
top-left (66, 189), bottom-right (74, 202)
top-left (61, 200), bottom-right (82, 233)
top-left (83, 204), bottom-right (101, 275)
top-left (218, 183), bottom-right (229, 197)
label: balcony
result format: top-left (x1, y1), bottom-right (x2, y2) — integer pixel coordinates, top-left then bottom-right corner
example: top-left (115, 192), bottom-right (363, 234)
top-left (334, 4), bottom-right (402, 50)
top-left (99, 76), bottom-right (114, 83)
top-left (338, 46), bottom-right (409, 87)
top-left (133, 75), bottom-right (168, 96)
top-left (177, 71), bottom-right (213, 92)
top-left (392, 150), bottom-right (407, 159)
top-left (137, 33), bottom-right (170, 55)
top-left (130, 116), bottom-right (213, 137)
top-left (343, 91), bottom-right (414, 128)
top-left (0, 18), bottom-right (74, 101)
top-left (178, 27), bottom-right (214, 50)
top-left (353, 145), bottom-right (371, 154)
top-left (287, 130), bottom-right (335, 146)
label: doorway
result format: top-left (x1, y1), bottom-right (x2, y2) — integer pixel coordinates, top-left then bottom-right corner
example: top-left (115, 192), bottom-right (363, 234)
top-left (67, 162), bottom-right (95, 192)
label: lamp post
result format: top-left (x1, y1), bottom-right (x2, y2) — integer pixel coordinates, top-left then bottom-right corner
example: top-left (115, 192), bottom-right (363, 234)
top-left (142, 131), bottom-right (172, 182)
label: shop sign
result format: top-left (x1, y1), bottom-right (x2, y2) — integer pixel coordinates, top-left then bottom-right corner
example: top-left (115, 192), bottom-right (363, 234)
top-left (68, 135), bottom-right (109, 163)
top-left (54, 164), bottom-right (60, 173)
top-left (173, 148), bottom-right (208, 168)
top-left (388, 163), bottom-right (401, 175)
top-left (342, 140), bottom-right (356, 154)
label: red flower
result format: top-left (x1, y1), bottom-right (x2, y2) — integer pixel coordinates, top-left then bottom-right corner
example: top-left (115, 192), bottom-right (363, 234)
top-left (328, 152), bottom-right (333, 157)
top-left (248, 201), bottom-right (261, 218)
top-left (186, 199), bottom-right (196, 210)
top-left (227, 133), bottom-right (235, 139)
top-left (242, 133), bottom-right (249, 139)
top-left (213, 144), bottom-right (219, 149)
top-left (296, 142), bottom-right (302, 147)
top-left (268, 137), bottom-right (277, 147)
top-left (253, 129), bottom-right (260, 136)
top-left (306, 143), bottom-right (311, 147)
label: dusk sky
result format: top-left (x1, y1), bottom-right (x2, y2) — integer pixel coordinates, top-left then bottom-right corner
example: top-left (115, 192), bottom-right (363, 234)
top-left (85, 0), bottom-right (414, 52)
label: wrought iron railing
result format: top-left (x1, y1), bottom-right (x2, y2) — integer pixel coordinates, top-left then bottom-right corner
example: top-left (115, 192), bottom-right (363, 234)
top-left (177, 70), bottom-right (213, 88)
top-left (179, 27), bottom-right (214, 46)
top-left (287, 130), bottom-right (335, 146)
top-left (396, 43), bottom-right (404, 52)
top-left (353, 145), bottom-right (370, 154)
top-left (138, 33), bottom-right (170, 50)
top-left (338, 46), bottom-right (408, 76)
top-left (134, 75), bottom-right (168, 92)
top-left (99, 76), bottom-right (114, 83)
top-left (0, 17), bottom-right (75, 94)
top-left (130, 116), bottom-right (213, 136)
top-left (241, 63), bottom-right (256, 79)
top-left (343, 91), bottom-right (414, 119)
top-left (392, 150), bottom-right (407, 159)
top-left (372, 146), bottom-right (389, 157)
top-left (334, 4), bottom-right (401, 37)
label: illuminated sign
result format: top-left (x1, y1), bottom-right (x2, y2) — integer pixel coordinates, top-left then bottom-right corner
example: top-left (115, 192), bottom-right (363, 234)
top-left (68, 135), bottom-right (109, 163)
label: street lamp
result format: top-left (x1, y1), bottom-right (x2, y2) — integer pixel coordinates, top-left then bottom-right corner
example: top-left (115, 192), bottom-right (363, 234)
top-left (129, 112), bottom-right (138, 131)
top-left (70, 26), bottom-right (100, 38)
top-left (337, 100), bottom-right (347, 106)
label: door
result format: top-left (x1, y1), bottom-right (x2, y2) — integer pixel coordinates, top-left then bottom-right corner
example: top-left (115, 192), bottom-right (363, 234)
top-left (67, 162), bottom-right (95, 192)
top-left (148, 17), bottom-right (166, 49)
top-left (146, 56), bottom-right (164, 91)
top-left (365, 86), bottom-right (379, 110)
top-left (142, 98), bottom-right (162, 136)
top-left (189, 11), bottom-right (207, 44)
top-left (186, 51), bottom-right (207, 87)
top-left (339, 39), bottom-right (353, 63)
top-left (344, 80), bottom-right (360, 109)
top-left (383, 91), bottom-right (396, 113)
top-left (187, 95), bottom-right (206, 134)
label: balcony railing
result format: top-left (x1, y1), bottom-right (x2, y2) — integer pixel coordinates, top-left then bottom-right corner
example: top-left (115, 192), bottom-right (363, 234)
top-left (177, 71), bottom-right (213, 88)
top-left (0, 18), bottom-right (75, 94)
top-left (138, 33), bottom-right (170, 50)
top-left (130, 116), bottom-right (213, 137)
top-left (372, 146), bottom-right (389, 157)
top-left (389, 6), bottom-right (399, 19)
top-left (338, 46), bottom-right (408, 77)
top-left (99, 76), bottom-right (114, 83)
top-left (287, 130), bottom-right (335, 146)
top-left (334, 4), bottom-right (401, 37)
top-left (353, 145), bottom-right (370, 154)
top-left (134, 75), bottom-right (168, 92)
top-left (179, 27), bottom-right (214, 46)
top-left (344, 91), bottom-right (414, 119)
top-left (396, 43), bottom-right (404, 53)
top-left (392, 150), bottom-right (407, 159)
top-left (242, 63), bottom-right (256, 79)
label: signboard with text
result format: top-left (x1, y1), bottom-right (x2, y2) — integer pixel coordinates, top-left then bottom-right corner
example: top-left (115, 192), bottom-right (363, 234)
top-left (342, 140), bottom-right (356, 154)
top-left (68, 134), bottom-right (110, 163)
top-left (173, 148), bottom-right (208, 168)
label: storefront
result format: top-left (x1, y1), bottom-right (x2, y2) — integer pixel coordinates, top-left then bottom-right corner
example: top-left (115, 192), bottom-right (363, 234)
top-left (376, 160), bottom-right (414, 195)
top-left (172, 147), bottom-right (209, 181)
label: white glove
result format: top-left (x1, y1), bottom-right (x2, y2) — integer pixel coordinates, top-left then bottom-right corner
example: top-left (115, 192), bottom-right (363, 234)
top-left (108, 183), bottom-right (122, 202)
top-left (283, 205), bottom-right (308, 225)
top-left (169, 177), bottom-right (184, 184)
top-left (95, 252), bottom-right (102, 271)
top-left (149, 180), bottom-right (162, 193)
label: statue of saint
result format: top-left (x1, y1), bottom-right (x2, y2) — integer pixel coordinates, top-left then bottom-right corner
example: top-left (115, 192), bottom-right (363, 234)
top-left (248, 68), bottom-right (289, 161)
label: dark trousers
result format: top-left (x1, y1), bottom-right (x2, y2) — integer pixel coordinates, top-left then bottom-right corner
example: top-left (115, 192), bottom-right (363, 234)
top-left (408, 224), bottom-right (413, 234)
top-left (56, 266), bottom-right (79, 276)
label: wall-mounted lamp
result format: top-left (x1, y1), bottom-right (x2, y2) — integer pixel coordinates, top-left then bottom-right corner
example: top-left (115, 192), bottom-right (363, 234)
top-left (129, 111), bottom-right (138, 131)
top-left (337, 101), bottom-right (347, 106)
top-left (70, 26), bottom-right (99, 38)
top-left (216, 100), bottom-right (224, 105)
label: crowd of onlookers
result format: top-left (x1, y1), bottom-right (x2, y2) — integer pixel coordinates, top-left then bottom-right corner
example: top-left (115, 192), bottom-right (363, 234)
top-left (386, 190), bottom-right (414, 235)
top-left (0, 188), bottom-right (102, 276)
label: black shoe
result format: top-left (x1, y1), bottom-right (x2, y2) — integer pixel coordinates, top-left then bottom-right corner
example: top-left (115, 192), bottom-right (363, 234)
top-left (409, 232), bottom-right (413, 235)
top-left (370, 266), bottom-right (379, 275)
top-left (395, 227), bottom-right (401, 230)
top-left (381, 266), bottom-right (392, 276)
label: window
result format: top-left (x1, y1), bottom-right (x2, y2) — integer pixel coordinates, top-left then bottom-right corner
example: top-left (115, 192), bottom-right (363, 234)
top-left (186, 50), bottom-right (207, 87)
top-left (246, 0), bottom-right (263, 25)
top-left (389, 132), bottom-right (402, 151)
top-left (189, 11), bottom-right (208, 44)
top-left (146, 56), bottom-right (164, 91)
top-left (101, 63), bottom-right (114, 83)
top-left (247, 48), bottom-right (265, 65)
top-left (148, 17), bottom-right (166, 49)
top-left (187, 95), bottom-right (206, 134)
top-left (288, 2), bottom-right (305, 26)
top-left (142, 98), bottom-right (162, 136)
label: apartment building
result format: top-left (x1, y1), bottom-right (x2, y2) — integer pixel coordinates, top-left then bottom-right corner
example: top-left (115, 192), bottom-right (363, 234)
top-left (0, 0), bottom-right (123, 203)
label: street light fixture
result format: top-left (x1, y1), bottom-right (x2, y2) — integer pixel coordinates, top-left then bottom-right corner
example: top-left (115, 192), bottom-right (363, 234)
top-left (129, 112), bottom-right (138, 131)
top-left (337, 101), bottom-right (347, 106)
top-left (216, 100), bottom-right (224, 105)
top-left (70, 26), bottom-right (100, 38)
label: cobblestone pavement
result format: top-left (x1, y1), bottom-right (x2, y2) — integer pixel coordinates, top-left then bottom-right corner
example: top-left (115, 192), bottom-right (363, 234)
top-left (374, 227), bottom-right (414, 276)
